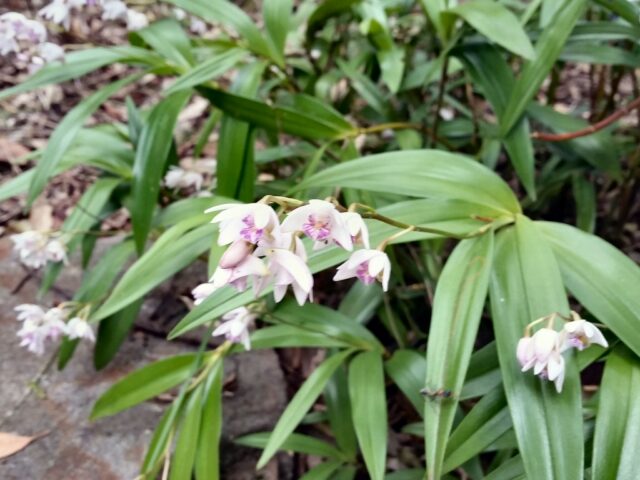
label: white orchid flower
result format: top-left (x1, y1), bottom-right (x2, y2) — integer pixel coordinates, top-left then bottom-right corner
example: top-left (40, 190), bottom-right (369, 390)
top-left (164, 166), bottom-right (204, 191)
top-left (341, 211), bottom-right (370, 248)
top-left (16, 306), bottom-right (67, 355)
top-left (210, 255), bottom-right (269, 293)
top-left (15, 304), bottom-right (46, 323)
top-left (125, 9), bottom-right (148, 30)
top-left (252, 232), bottom-right (313, 305)
top-left (206, 203), bottom-right (280, 246)
top-left (212, 307), bottom-right (256, 350)
top-left (562, 318), bottom-right (608, 351)
top-left (192, 282), bottom-right (216, 306)
top-left (39, 1), bottom-right (72, 30)
top-left (517, 327), bottom-right (566, 393)
top-left (334, 249), bottom-right (391, 291)
top-left (281, 200), bottom-right (353, 250)
top-left (65, 317), bottom-right (95, 342)
top-left (101, 0), bottom-right (127, 21)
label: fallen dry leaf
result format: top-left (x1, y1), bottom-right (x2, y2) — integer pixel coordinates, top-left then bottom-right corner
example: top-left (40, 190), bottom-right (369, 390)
top-left (0, 432), bottom-right (43, 459)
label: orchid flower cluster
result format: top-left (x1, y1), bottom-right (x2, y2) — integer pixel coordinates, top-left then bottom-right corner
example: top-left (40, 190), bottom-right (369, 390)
top-left (15, 303), bottom-right (95, 356)
top-left (39, 0), bottom-right (148, 31)
top-left (517, 311), bottom-right (608, 393)
top-left (164, 158), bottom-right (217, 193)
top-left (11, 230), bottom-right (67, 269)
top-left (192, 198), bottom-right (394, 347)
top-left (0, 12), bottom-right (64, 70)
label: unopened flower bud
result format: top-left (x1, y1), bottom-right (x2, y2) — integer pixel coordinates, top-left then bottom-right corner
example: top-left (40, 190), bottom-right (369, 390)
top-left (219, 240), bottom-right (252, 269)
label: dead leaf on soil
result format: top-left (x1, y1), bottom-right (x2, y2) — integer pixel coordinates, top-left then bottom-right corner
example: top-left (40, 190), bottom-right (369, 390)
top-left (0, 431), bottom-right (47, 459)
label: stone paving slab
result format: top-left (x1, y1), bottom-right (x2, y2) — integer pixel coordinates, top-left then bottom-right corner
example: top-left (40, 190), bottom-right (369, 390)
top-left (0, 238), bottom-right (291, 479)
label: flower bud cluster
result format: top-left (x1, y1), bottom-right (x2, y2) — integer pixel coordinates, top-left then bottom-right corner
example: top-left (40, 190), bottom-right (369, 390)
top-left (164, 158), bottom-right (217, 193)
top-left (192, 199), bottom-right (392, 347)
top-left (0, 12), bottom-right (64, 70)
top-left (39, 0), bottom-right (148, 32)
top-left (516, 312), bottom-right (608, 392)
top-left (15, 304), bottom-right (95, 356)
top-left (11, 230), bottom-right (67, 269)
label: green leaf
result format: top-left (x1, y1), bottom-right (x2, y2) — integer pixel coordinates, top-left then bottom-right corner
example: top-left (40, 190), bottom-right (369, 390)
top-left (338, 282), bottom-right (383, 325)
top-left (131, 91), bottom-right (191, 252)
top-left (297, 150), bottom-right (520, 214)
top-left (195, 362), bottom-right (223, 480)
top-left (263, 0), bottom-right (292, 64)
top-left (300, 460), bottom-right (344, 480)
top-left (197, 86), bottom-right (357, 140)
top-left (27, 74), bottom-right (141, 206)
top-left (443, 388), bottom-right (511, 473)
top-left (164, 0), bottom-right (275, 61)
top-left (0, 47), bottom-right (164, 101)
top-left (131, 18), bottom-right (194, 68)
top-left (324, 365), bottom-right (358, 460)
top-left (165, 48), bottom-right (247, 95)
top-left (445, 2), bottom-right (535, 59)
top-left (75, 240), bottom-right (136, 303)
top-left (572, 175), bottom-right (596, 233)
top-left (92, 221), bottom-right (216, 321)
top-left (169, 386), bottom-right (203, 480)
top-left (483, 455), bottom-right (525, 480)
top-left (169, 198), bottom-right (506, 337)
top-left (349, 351), bottom-right (387, 480)
top-left (216, 63), bottom-right (264, 201)
top-left (500, 0), bottom-right (587, 135)
top-left (424, 233), bottom-right (494, 479)
top-left (94, 300), bottom-right (144, 370)
top-left (270, 300), bottom-right (383, 352)
top-left (308, 0), bottom-right (360, 33)
top-left (91, 353), bottom-right (202, 419)
top-left (454, 44), bottom-right (536, 199)
top-left (237, 432), bottom-right (344, 460)
top-left (249, 325), bottom-right (352, 350)
top-left (594, 0), bottom-right (640, 26)
top-left (560, 43), bottom-right (640, 68)
top-left (489, 218), bottom-right (583, 480)
top-left (539, 221), bottom-right (640, 357)
top-left (592, 346), bottom-right (640, 479)
top-left (419, 0), bottom-right (449, 42)
top-left (256, 349), bottom-right (353, 468)
top-left (385, 350), bottom-right (426, 416)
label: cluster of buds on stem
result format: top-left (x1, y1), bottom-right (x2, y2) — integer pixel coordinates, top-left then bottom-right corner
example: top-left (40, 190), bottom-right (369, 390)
top-left (15, 303), bottom-right (95, 356)
top-left (39, 0), bottom-right (148, 32)
top-left (0, 12), bottom-right (64, 70)
top-left (517, 311), bottom-right (608, 392)
top-left (192, 197), bottom-right (399, 347)
top-left (164, 158), bottom-right (217, 194)
top-left (11, 230), bottom-right (67, 269)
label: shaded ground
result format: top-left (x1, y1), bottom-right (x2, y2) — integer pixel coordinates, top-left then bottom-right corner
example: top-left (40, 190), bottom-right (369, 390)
top-left (0, 237), bottom-right (293, 479)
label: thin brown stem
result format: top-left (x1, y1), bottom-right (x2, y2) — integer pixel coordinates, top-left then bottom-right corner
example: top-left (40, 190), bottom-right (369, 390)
top-left (531, 96), bottom-right (640, 142)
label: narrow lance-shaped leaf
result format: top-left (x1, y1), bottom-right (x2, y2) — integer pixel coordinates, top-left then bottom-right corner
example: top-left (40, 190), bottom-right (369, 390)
top-left (195, 362), bottom-right (223, 480)
top-left (164, 0), bottom-right (276, 61)
top-left (131, 90), bottom-right (191, 253)
top-left (539, 221), bottom-right (640, 357)
top-left (349, 350), bottom-right (387, 480)
top-left (169, 385), bottom-right (203, 480)
top-left (592, 346), bottom-right (640, 479)
top-left (257, 349), bottom-right (353, 468)
top-left (0, 47), bottom-right (163, 101)
top-left (454, 44), bottom-right (536, 199)
top-left (489, 217), bottom-right (583, 480)
top-left (263, 0), bottom-right (292, 65)
top-left (27, 74), bottom-right (141, 206)
top-left (91, 353), bottom-right (203, 419)
top-left (500, 0), bottom-right (587, 135)
top-left (130, 18), bottom-right (194, 69)
top-left (216, 63), bottom-right (264, 202)
top-left (444, 1), bottom-right (535, 60)
top-left (424, 232), bottom-right (494, 480)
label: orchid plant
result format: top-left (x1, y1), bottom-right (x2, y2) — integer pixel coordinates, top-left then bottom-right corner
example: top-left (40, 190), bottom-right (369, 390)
top-left (2, 0), bottom-right (640, 479)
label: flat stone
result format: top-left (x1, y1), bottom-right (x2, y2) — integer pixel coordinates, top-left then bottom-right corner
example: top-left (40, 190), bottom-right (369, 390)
top-left (0, 238), bottom-right (291, 479)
